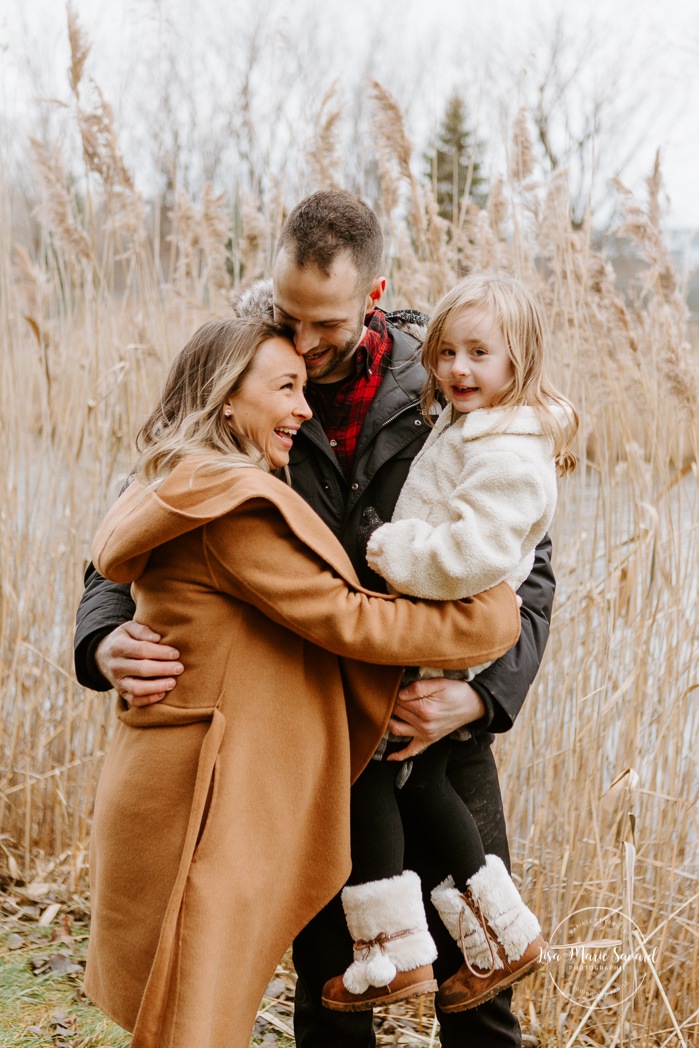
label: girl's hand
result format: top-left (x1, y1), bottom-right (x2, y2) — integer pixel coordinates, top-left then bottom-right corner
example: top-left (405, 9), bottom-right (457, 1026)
top-left (358, 506), bottom-right (384, 555)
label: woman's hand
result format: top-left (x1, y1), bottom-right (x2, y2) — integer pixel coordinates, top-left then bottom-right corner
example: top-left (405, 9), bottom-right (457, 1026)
top-left (386, 678), bottom-right (487, 761)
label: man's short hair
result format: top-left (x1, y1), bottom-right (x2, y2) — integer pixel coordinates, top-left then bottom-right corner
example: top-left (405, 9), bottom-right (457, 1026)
top-left (277, 190), bottom-right (383, 293)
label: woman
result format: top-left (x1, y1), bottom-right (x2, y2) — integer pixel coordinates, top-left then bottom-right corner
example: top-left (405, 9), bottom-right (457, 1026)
top-left (84, 316), bottom-right (520, 1048)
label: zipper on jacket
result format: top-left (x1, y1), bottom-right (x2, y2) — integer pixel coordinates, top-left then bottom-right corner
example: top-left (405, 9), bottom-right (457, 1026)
top-left (300, 398), bottom-right (424, 513)
top-left (350, 400), bottom-right (423, 486)
top-left (342, 401), bottom-right (426, 525)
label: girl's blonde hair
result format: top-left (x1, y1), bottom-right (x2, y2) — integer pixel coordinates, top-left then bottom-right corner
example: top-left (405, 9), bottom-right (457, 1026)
top-left (421, 272), bottom-right (578, 475)
top-left (136, 316), bottom-right (292, 484)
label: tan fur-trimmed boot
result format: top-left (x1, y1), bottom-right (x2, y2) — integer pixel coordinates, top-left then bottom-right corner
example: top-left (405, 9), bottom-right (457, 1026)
top-left (321, 870), bottom-right (438, 1011)
top-left (431, 855), bottom-right (547, 1012)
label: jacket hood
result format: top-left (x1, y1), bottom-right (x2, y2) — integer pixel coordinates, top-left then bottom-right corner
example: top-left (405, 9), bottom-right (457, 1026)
top-left (92, 459), bottom-right (271, 583)
top-left (91, 455), bottom-right (370, 593)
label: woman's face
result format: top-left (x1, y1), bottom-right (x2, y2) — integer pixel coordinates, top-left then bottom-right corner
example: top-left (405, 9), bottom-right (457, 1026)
top-left (225, 337), bottom-right (312, 469)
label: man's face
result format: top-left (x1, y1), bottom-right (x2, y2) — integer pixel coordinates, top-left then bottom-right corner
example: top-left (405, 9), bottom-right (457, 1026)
top-left (272, 247), bottom-right (378, 384)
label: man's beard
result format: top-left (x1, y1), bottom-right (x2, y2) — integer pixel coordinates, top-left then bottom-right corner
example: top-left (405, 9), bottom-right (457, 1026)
top-left (307, 310), bottom-right (366, 382)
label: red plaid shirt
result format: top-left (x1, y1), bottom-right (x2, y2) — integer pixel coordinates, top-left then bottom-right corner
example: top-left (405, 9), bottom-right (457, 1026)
top-left (305, 310), bottom-right (392, 478)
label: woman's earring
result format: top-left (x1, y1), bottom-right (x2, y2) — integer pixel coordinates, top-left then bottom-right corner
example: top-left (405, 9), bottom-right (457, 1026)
top-left (224, 408), bottom-right (232, 418)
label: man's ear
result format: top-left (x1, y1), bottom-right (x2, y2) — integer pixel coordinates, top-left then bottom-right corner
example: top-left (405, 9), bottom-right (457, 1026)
top-left (366, 276), bottom-right (387, 311)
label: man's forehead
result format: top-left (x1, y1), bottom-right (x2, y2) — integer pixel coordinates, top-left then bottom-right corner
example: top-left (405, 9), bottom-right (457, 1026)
top-left (272, 248), bottom-right (363, 313)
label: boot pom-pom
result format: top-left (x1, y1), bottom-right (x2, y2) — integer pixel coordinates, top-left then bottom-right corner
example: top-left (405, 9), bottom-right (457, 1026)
top-left (342, 960), bottom-right (371, 994)
top-left (366, 951), bottom-right (397, 986)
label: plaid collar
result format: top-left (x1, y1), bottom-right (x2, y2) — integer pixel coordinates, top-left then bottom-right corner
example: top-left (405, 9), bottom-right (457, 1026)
top-left (353, 309), bottom-right (391, 376)
top-left (304, 310), bottom-right (393, 477)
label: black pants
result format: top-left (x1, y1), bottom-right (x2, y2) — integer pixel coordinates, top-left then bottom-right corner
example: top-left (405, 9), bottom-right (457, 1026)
top-left (293, 734), bottom-right (521, 1048)
top-left (348, 737), bottom-right (486, 887)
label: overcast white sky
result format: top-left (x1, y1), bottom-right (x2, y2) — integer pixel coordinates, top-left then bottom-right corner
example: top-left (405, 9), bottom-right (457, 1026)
top-left (2, 0), bottom-right (698, 227)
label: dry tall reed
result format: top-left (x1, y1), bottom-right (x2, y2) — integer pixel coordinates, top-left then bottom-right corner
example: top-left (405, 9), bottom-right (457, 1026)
top-left (0, 32), bottom-right (697, 1047)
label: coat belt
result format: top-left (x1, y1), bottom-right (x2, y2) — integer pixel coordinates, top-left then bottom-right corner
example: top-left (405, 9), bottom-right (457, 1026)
top-left (128, 705), bottom-right (226, 1048)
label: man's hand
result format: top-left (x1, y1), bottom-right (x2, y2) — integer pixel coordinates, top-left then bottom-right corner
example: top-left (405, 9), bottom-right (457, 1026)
top-left (386, 678), bottom-right (487, 761)
top-left (94, 622), bottom-right (184, 707)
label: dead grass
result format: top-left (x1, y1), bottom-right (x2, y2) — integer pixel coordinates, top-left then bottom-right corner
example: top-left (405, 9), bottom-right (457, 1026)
top-left (0, 11), bottom-right (697, 1046)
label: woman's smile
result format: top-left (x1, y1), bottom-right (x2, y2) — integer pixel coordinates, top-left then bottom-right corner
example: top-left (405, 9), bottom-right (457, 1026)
top-left (274, 425), bottom-right (300, 451)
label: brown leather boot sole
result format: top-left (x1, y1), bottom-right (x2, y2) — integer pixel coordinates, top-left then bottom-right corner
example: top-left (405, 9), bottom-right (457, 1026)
top-left (322, 965), bottom-right (438, 1012)
top-left (439, 937), bottom-right (548, 1013)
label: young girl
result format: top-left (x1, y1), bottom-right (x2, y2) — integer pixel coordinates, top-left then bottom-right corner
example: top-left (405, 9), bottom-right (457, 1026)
top-left (322, 273), bottom-right (578, 1014)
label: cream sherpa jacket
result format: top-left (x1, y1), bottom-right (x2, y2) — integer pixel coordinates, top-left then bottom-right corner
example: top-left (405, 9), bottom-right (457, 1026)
top-left (366, 404), bottom-right (560, 601)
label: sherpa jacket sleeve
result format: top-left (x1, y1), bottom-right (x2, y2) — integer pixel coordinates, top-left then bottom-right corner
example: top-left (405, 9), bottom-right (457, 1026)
top-left (366, 445), bottom-right (550, 600)
top-left (203, 500), bottom-right (521, 670)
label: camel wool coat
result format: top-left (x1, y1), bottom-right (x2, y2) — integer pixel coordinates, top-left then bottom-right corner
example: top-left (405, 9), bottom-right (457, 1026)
top-left (84, 455), bottom-right (520, 1048)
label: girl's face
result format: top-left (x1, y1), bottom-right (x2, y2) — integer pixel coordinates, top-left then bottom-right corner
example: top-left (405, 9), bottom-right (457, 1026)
top-left (436, 305), bottom-right (514, 413)
top-left (225, 336), bottom-right (312, 469)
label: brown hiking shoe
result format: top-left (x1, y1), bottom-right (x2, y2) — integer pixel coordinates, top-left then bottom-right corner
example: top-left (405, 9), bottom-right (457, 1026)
top-left (438, 934), bottom-right (548, 1013)
top-left (322, 964), bottom-right (438, 1012)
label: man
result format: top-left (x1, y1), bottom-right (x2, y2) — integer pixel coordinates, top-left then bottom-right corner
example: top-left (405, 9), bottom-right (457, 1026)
top-left (74, 189), bottom-right (554, 1047)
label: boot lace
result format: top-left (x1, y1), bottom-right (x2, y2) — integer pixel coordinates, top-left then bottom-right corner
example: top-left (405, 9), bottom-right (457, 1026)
top-left (458, 895), bottom-right (498, 978)
top-left (353, 927), bottom-right (418, 960)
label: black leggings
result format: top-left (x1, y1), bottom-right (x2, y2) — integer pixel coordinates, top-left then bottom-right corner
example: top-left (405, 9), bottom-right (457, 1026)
top-left (293, 736), bottom-right (519, 1047)
top-left (348, 737), bottom-right (486, 889)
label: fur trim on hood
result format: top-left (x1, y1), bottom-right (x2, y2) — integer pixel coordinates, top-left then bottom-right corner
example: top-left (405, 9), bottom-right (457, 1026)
top-left (233, 279), bottom-right (274, 319)
top-left (231, 278), bottom-right (428, 341)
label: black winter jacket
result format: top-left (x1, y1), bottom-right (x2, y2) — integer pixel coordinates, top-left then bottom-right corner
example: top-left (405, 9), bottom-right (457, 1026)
top-left (74, 320), bottom-right (555, 733)
top-left (291, 327), bottom-right (430, 592)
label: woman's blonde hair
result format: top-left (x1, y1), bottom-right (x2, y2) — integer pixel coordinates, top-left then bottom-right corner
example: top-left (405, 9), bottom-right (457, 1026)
top-left (421, 272), bottom-right (578, 475)
top-left (136, 316), bottom-right (292, 483)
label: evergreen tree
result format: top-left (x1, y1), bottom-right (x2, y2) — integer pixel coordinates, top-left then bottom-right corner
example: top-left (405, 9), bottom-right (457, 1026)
top-left (425, 94), bottom-right (488, 222)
